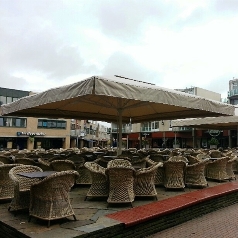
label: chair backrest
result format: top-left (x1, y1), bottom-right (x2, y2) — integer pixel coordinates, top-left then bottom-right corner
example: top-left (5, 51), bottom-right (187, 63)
top-left (31, 170), bottom-right (79, 194)
top-left (0, 155), bottom-right (13, 164)
top-left (50, 159), bottom-right (76, 172)
top-left (0, 164), bottom-right (21, 180)
top-left (209, 150), bottom-right (222, 158)
top-left (15, 158), bottom-right (37, 165)
top-left (84, 161), bottom-right (106, 175)
top-left (164, 160), bottom-right (187, 174)
top-left (107, 159), bottom-right (132, 168)
top-left (196, 153), bottom-right (211, 161)
top-left (168, 156), bottom-right (188, 163)
top-left (9, 165), bottom-right (43, 190)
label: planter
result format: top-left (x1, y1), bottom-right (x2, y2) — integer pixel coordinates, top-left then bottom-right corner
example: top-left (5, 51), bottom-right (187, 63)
top-left (210, 145), bottom-right (217, 149)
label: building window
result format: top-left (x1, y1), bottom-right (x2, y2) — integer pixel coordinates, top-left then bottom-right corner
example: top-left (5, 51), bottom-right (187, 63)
top-left (0, 117), bottom-right (26, 128)
top-left (38, 119), bottom-right (67, 129)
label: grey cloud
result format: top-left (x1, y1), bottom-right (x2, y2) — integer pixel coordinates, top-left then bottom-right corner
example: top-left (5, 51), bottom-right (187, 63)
top-left (95, 0), bottom-right (174, 42)
top-left (102, 51), bottom-right (162, 84)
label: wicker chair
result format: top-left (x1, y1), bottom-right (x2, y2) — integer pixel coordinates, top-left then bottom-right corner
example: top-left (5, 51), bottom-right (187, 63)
top-left (185, 159), bottom-right (209, 188)
top-left (209, 150), bottom-right (222, 158)
top-left (50, 159), bottom-right (76, 172)
top-left (134, 162), bottom-right (162, 199)
top-left (0, 164), bottom-right (21, 200)
top-left (0, 155), bottom-right (13, 164)
top-left (106, 159), bottom-right (136, 206)
top-left (37, 158), bottom-right (52, 171)
top-left (8, 165), bottom-right (43, 211)
top-left (29, 170), bottom-right (79, 227)
top-left (206, 157), bottom-right (230, 182)
top-left (15, 158), bottom-right (38, 166)
top-left (186, 155), bottom-right (200, 164)
top-left (84, 162), bottom-right (108, 200)
top-left (163, 160), bottom-right (187, 190)
top-left (145, 157), bottom-right (164, 186)
top-left (226, 156), bottom-right (237, 180)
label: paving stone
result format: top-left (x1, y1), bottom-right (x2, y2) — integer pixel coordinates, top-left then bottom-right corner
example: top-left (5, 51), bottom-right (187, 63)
top-left (60, 220), bottom-right (94, 229)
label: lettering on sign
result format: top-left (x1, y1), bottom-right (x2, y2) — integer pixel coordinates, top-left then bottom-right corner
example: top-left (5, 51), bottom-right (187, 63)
top-left (17, 132), bottom-right (46, 136)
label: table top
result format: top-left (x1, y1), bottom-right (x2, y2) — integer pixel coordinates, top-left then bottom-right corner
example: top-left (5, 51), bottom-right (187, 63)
top-left (17, 171), bottom-right (56, 179)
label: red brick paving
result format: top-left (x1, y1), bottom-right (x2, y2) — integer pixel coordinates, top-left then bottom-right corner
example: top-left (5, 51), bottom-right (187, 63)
top-left (147, 203), bottom-right (238, 238)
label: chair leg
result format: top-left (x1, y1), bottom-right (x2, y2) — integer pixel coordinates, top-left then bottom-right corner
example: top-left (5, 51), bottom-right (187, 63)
top-left (47, 220), bottom-right (50, 228)
top-left (28, 216), bottom-right (31, 222)
top-left (84, 196), bottom-right (87, 201)
top-left (73, 214), bottom-right (77, 221)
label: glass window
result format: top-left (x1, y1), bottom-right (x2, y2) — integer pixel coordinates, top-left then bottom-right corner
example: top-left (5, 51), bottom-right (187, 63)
top-left (13, 97), bottom-right (18, 102)
top-left (6, 97), bottom-right (12, 104)
top-left (38, 119), bottom-right (66, 129)
top-left (61, 121), bottom-right (66, 129)
top-left (0, 96), bottom-right (6, 105)
top-left (0, 118), bottom-right (3, 126)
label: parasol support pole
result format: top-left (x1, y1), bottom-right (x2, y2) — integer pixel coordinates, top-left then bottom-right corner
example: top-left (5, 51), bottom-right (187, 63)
top-left (236, 127), bottom-right (238, 147)
top-left (117, 109), bottom-right (123, 156)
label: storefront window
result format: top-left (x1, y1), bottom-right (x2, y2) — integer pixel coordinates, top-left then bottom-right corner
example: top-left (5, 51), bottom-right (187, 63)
top-left (38, 119), bottom-right (66, 129)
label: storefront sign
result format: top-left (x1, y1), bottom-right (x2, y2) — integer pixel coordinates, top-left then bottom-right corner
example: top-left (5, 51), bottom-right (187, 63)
top-left (208, 130), bottom-right (220, 137)
top-left (17, 132), bottom-right (46, 136)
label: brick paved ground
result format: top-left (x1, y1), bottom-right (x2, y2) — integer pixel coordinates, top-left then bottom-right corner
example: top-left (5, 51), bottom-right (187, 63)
top-left (147, 203), bottom-right (238, 238)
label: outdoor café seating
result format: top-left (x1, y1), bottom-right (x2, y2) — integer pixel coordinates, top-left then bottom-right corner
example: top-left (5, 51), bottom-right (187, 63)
top-left (134, 162), bottom-right (161, 199)
top-left (106, 159), bottom-right (136, 206)
top-left (206, 157), bottom-right (230, 182)
top-left (163, 160), bottom-right (187, 190)
top-left (145, 157), bottom-right (164, 186)
top-left (50, 159), bottom-right (76, 172)
top-left (0, 155), bottom-right (13, 164)
top-left (15, 157), bottom-right (38, 166)
top-left (29, 170), bottom-right (79, 227)
top-left (8, 165), bottom-right (43, 211)
top-left (185, 159), bottom-right (209, 188)
top-left (84, 162), bottom-right (108, 200)
top-left (0, 164), bottom-right (21, 200)
top-left (226, 156), bottom-right (237, 180)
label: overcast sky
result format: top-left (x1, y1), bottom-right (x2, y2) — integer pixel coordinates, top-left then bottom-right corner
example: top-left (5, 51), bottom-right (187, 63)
top-left (1, 0), bottom-right (238, 100)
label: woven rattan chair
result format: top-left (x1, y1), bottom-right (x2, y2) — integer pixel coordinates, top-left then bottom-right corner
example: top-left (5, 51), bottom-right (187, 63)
top-left (0, 164), bottom-right (21, 200)
top-left (106, 159), bottom-right (136, 206)
top-left (67, 155), bottom-right (93, 185)
top-left (37, 158), bottom-right (52, 171)
top-left (134, 162), bottom-right (162, 199)
top-left (0, 161), bottom-right (4, 165)
top-left (84, 162), bottom-right (108, 200)
top-left (186, 155), bottom-right (200, 164)
top-left (145, 157), bottom-right (164, 186)
top-left (15, 158), bottom-right (38, 166)
top-left (29, 170), bottom-right (79, 227)
top-left (8, 165), bottom-right (43, 211)
top-left (163, 160), bottom-right (187, 190)
top-left (206, 157), bottom-right (230, 182)
top-left (185, 159), bottom-right (209, 188)
top-left (209, 150), bottom-right (222, 158)
top-left (0, 155), bottom-right (13, 164)
top-left (50, 159), bottom-right (76, 172)
top-left (226, 156), bottom-right (237, 180)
